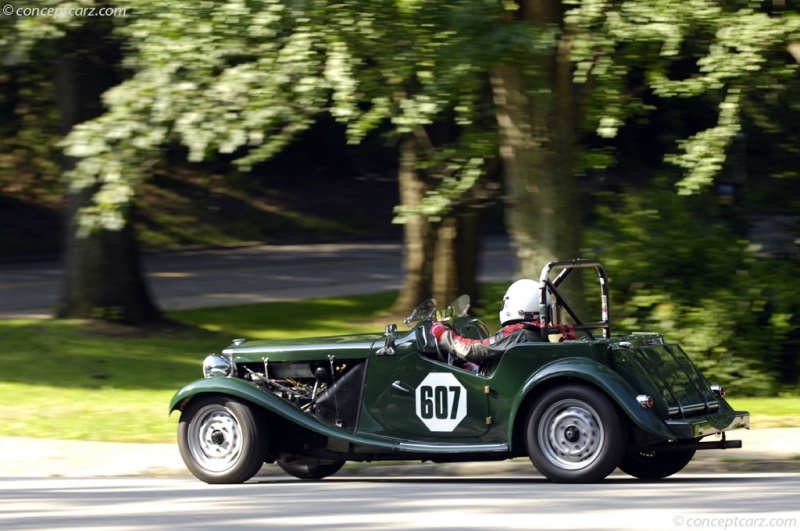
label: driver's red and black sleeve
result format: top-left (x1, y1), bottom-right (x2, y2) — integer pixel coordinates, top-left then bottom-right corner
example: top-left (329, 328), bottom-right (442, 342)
top-left (439, 323), bottom-right (546, 364)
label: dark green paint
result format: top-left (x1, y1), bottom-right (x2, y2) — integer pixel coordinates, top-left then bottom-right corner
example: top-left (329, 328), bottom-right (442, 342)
top-left (170, 322), bottom-right (750, 459)
top-left (222, 333), bottom-right (387, 363)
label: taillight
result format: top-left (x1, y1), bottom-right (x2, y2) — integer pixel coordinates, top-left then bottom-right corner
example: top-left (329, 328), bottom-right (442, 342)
top-left (636, 394), bottom-right (654, 409)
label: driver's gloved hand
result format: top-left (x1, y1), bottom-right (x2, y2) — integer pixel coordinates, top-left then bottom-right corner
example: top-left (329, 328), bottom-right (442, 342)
top-left (430, 322), bottom-right (448, 340)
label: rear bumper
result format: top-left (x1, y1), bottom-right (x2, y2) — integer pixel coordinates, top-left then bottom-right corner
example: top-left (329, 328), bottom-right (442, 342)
top-left (665, 410), bottom-right (750, 439)
top-left (646, 436), bottom-right (743, 453)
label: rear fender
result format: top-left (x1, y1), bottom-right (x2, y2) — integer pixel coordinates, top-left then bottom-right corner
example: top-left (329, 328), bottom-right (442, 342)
top-left (507, 358), bottom-right (677, 445)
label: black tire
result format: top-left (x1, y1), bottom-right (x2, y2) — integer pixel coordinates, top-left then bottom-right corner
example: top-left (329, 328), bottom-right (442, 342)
top-left (178, 395), bottom-right (267, 484)
top-left (525, 384), bottom-right (627, 483)
top-left (277, 456), bottom-right (346, 480)
top-left (618, 448), bottom-right (696, 480)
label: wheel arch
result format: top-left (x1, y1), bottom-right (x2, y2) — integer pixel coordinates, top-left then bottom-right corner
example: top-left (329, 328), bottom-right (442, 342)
top-left (170, 378), bottom-right (275, 415)
top-left (507, 358), bottom-right (676, 451)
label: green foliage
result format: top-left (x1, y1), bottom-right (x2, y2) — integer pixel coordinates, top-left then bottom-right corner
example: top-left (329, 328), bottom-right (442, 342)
top-left (0, 59), bottom-right (62, 196)
top-left (59, 0), bottom-right (322, 231)
top-left (322, 0), bottom-right (507, 220)
top-left (8, 0), bottom-right (797, 232)
top-left (0, 1), bottom-right (76, 65)
top-left (0, 11), bottom-right (67, 205)
top-left (568, 0), bottom-right (800, 193)
top-left (588, 183), bottom-right (800, 395)
top-left (53, 0), bottom-right (520, 231)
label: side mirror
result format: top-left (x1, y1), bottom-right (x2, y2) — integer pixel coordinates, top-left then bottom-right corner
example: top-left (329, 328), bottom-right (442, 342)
top-left (377, 324), bottom-right (398, 355)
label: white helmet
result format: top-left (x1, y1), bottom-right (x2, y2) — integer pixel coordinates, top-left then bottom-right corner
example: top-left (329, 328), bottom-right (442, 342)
top-left (498, 279), bottom-right (545, 325)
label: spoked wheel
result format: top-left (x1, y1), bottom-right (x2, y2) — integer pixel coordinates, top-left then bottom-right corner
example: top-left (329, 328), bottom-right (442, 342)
top-left (618, 447), bottom-right (696, 480)
top-left (277, 456), bottom-right (346, 480)
top-left (178, 396), bottom-right (267, 484)
top-left (526, 385), bottom-right (627, 483)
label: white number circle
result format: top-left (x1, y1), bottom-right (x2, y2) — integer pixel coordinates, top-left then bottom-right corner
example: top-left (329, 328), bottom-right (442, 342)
top-left (415, 373), bottom-right (467, 432)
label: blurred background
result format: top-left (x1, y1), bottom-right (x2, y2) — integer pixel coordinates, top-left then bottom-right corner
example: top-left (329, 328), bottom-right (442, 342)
top-left (1, 0), bottom-right (799, 410)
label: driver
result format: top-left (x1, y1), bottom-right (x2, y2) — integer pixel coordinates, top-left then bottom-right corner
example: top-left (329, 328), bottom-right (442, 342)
top-left (430, 279), bottom-right (548, 368)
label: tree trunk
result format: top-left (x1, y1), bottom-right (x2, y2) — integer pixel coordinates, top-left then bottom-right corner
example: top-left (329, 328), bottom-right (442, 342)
top-left (432, 216), bottom-right (458, 306)
top-left (60, 193), bottom-right (160, 323)
top-left (455, 207), bottom-right (481, 305)
top-left (393, 135), bottom-right (435, 313)
top-left (432, 208), bottom-right (481, 309)
top-left (491, 0), bottom-right (584, 308)
top-left (393, 131), bottom-right (483, 315)
top-left (54, 23), bottom-right (161, 325)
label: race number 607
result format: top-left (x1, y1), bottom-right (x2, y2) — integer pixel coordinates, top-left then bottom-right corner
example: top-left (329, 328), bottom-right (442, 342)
top-left (415, 373), bottom-right (467, 431)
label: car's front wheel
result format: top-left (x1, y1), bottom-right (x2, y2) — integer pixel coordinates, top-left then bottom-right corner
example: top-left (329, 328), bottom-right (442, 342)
top-left (178, 395), bottom-right (267, 484)
top-left (525, 384), bottom-right (627, 483)
top-left (277, 456), bottom-right (346, 480)
top-left (618, 447), bottom-right (696, 479)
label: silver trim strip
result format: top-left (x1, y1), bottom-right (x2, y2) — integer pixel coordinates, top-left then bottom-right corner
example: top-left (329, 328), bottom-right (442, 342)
top-left (396, 442), bottom-right (509, 453)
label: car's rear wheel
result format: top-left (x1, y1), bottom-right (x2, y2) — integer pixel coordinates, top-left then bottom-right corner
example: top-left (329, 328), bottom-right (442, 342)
top-left (525, 385), bottom-right (627, 483)
top-left (178, 395), bottom-right (267, 484)
top-left (618, 447), bottom-right (696, 479)
top-left (277, 456), bottom-right (346, 480)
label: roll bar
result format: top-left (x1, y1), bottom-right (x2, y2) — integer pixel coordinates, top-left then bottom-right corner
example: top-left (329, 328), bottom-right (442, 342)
top-left (537, 259), bottom-right (610, 340)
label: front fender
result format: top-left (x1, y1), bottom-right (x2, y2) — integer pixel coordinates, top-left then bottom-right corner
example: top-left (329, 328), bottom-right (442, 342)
top-left (169, 377), bottom-right (399, 452)
top-left (170, 377), bottom-right (305, 417)
top-left (507, 358), bottom-right (678, 443)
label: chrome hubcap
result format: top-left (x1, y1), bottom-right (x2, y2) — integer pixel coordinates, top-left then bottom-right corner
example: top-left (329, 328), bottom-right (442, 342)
top-left (538, 399), bottom-right (605, 470)
top-left (188, 405), bottom-right (243, 473)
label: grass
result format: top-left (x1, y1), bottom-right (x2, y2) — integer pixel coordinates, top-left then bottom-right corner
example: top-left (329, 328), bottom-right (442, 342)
top-left (0, 292), bottom-right (400, 443)
top-left (0, 290), bottom-right (797, 443)
top-left (171, 291), bottom-right (399, 339)
top-left (729, 397), bottom-right (800, 429)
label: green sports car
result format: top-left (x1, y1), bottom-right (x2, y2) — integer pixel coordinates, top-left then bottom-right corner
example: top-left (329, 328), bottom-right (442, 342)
top-left (170, 259), bottom-right (749, 483)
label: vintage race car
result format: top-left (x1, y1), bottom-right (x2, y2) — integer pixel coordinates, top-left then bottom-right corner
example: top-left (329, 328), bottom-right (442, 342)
top-left (169, 259), bottom-right (749, 483)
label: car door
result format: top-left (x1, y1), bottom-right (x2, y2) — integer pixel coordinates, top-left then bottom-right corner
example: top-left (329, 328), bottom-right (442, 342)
top-left (359, 349), bottom-right (491, 440)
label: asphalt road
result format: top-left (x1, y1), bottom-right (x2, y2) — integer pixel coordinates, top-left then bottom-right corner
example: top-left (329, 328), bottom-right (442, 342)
top-left (0, 238), bottom-right (516, 318)
top-left (1, 474), bottom-right (798, 530)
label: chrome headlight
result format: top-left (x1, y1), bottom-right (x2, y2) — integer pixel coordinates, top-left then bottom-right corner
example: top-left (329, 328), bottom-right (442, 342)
top-left (203, 353), bottom-right (234, 378)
